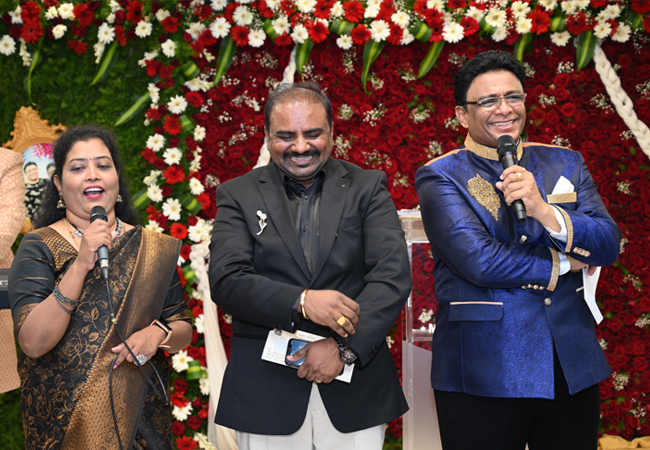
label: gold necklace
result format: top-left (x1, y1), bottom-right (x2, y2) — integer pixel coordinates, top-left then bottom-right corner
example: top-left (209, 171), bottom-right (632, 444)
top-left (63, 218), bottom-right (80, 250)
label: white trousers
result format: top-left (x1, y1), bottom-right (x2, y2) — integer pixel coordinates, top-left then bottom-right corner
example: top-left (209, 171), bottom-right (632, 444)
top-left (236, 383), bottom-right (386, 450)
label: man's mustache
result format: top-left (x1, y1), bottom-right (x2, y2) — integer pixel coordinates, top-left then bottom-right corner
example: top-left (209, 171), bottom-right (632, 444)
top-left (282, 149), bottom-right (321, 159)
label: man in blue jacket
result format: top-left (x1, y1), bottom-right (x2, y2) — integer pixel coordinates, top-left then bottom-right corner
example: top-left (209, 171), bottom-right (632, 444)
top-left (415, 50), bottom-right (621, 450)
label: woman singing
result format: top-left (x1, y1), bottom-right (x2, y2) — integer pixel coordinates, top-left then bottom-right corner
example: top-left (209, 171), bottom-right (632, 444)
top-left (9, 125), bottom-right (193, 449)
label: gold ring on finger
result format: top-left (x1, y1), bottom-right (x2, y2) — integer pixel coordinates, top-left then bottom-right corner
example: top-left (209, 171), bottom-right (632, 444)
top-left (315, 379), bottom-right (322, 384)
top-left (336, 316), bottom-right (347, 327)
top-left (516, 172), bottom-right (523, 182)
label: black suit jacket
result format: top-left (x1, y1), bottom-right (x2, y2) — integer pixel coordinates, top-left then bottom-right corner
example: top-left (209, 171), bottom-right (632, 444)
top-left (209, 158), bottom-right (411, 434)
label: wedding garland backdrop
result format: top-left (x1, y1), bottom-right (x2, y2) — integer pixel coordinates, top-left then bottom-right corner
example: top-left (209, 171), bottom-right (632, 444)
top-left (1, 1), bottom-right (650, 449)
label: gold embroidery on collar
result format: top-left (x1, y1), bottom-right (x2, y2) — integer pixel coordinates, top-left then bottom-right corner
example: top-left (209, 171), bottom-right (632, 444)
top-left (468, 173), bottom-right (500, 220)
top-left (464, 134), bottom-right (524, 161)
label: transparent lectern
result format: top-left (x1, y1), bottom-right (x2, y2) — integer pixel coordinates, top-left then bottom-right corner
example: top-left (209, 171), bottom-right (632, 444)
top-left (398, 210), bottom-right (442, 450)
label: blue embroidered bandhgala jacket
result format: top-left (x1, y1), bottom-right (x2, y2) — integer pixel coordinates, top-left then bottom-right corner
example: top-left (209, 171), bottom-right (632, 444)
top-left (415, 135), bottom-right (621, 399)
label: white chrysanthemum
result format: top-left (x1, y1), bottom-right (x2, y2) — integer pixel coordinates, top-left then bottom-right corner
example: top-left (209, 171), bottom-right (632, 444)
top-left (510, 1), bottom-right (531, 19)
top-left (210, 17), bottom-right (231, 39)
top-left (109, 0), bottom-right (120, 12)
top-left (97, 23), bottom-right (115, 45)
top-left (194, 125), bottom-right (206, 142)
top-left (612, 23), bottom-right (631, 43)
top-left (575, 0), bottom-right (590, 11)
top-left (186, 77), bottom-right (205, 92)
top-left (51, 24), bottom-right (67, 40)
top-left (233, 6), bottom-right (254, 26)
top-left (211, 0), bottom-right (228, 10)
top-left (0, 35), bottom-right (17, 56)
top-left (58, 3), bottom-right (75, 20)
top-left (272, 16), bottom-right (290, 35)
top-left (9, 6), bottom-right (22, 24)
top-left (266, 0), bottom-right (281, 9)
top-left (485, 8), bottom-right (507, 28)
top-left (194, 314), bottom-right (205, 334)
top-left (163, 147), bottom-right (183, 165)
top-left (401, 30), bottom-right (415, 45)
top-left (147, 185), bottom-right (164, 203)
top-left (188, 219), bottom-right (211, 243)
top-left (189, 178), bottom-right (205, 196)
top-left (550, 31), bottom-right (571, 46)
top-left (45, 6), bottom-right (59, 20)
top-left (167, 95), bottom-right (188, 114)
top-left (143, 170), bottom-right (161, 186)
top-left (538, 0), bottom-right (558, 11)
top-left (296, 0), bottom-right (317, 14)
top-left (594, 21), bottom-right (612, 39)
top-left (162, 198), bottom-right (182, 221)
top-left (603, 5), bottom-right (621, 20)
top-left (147, 83), bottom-right (160, 105)
top-left (106, 13), bottom-right (115, 24)
top-left (491, 26), bottom-right (508, 42)
top-left (330, 1), bottom-right (344, 18)
top-left (466, 6), bottom-right (484, 21)
top-left (161, 39), bottom-right (177, 58)
top-left (291, 24), bottom-right (309, 44)
top-left (172, 403), bottom-right (193, 422)
top-left (443, 21), bottom-right (464, 43)
top-left (187, 22), bottom-right (207, 40)
top-left (364, 5), bottom-right (379, 19)
top-left (391, 11), bottom-right (410, 28)
top-left (199, 378), bottom-right (210, 396)
top-left (156, 9), bottom-right (171, 22)
top-left (135, 20), bottom-right (153, 38)
top-left (145, 219), bottom-right (164, 233)
top-left (515, 17), bottom-right (532, 34)
top-left (147, 133), bottom-right (165, 151)
top-left (370, 20), bottom-right (390, 42)
top-left (427, 0), bottom-right (444, 9)
top-left (560, 1), bottom-right (578, 15)
top-left (249, 29), bottom-right (266, 47)
top-left (336, 34), bottom-right (353, 50)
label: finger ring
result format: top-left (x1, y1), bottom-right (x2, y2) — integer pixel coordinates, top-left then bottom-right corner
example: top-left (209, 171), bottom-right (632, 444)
top-left (336, 316), bottom-right (346, 327)
top-left (516, 172), bottom-right (523, 182)
top-left (135, 354), bottom-right (148, 365)
top-left (314, 379), bottom-right (322, 384)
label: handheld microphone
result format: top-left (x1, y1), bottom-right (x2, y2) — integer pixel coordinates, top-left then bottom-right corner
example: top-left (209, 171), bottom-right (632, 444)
top-left (496, 135), bottom-right (527, 223)
top-left (90, 205), bottom-right (110, 280)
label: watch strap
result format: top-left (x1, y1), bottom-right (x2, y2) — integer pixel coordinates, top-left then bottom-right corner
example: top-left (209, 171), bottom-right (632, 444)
top-left (151, 319), bottom-right (172, 349)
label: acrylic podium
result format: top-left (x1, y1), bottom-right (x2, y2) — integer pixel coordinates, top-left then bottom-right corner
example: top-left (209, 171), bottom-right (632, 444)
top-left (398, 210), bottom-right (442, 450)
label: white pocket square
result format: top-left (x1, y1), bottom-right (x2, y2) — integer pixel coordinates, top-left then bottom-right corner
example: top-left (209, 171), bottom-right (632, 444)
top-left (552, 176), bottom-right (574, 195)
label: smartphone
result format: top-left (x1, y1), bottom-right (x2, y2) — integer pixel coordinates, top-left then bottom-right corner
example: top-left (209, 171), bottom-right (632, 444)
top-left (285, 338), bottom-right (309, 367)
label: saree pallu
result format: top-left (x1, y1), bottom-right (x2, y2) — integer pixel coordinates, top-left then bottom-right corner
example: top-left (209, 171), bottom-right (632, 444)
top-left (10, 226), bottom-right (188, 450)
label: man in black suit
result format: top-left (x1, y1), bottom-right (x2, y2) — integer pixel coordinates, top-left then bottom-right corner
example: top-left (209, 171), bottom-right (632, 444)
top-left (209, 81), bottom-right (411, 449)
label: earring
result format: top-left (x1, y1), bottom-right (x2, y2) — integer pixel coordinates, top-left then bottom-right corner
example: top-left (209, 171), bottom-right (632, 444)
top-left (116, 194), bottom-right (123, 203)
top-left (57, 192), bottom-right (66, 209)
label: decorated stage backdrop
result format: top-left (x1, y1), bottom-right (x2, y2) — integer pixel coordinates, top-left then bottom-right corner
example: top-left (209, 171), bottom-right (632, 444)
top-left (1, 1), bottom-right (650, 449)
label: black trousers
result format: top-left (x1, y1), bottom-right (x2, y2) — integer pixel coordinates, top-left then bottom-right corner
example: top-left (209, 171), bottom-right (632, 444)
top-left (434, 353), bottom-right (601, 450)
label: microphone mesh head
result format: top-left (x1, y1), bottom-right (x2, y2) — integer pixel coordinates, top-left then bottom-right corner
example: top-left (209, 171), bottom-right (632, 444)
top-left (496, 135), bottom-right (517, 157)
top-left (90, 206), bottom-right (108, 222)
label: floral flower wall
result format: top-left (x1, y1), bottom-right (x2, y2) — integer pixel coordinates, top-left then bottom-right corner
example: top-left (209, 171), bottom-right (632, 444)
top-left (1, 1), bottom-right (650, 449)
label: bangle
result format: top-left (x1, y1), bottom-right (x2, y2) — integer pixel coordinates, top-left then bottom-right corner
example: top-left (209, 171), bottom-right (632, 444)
top-left (53, 293), bottom-right (74, 315)
top-left (53, 285), bottom-right (80, 307)
top-left (300, 289), bottom-right (309, 320)
top-left (151, 319), bottom-right (173, 349)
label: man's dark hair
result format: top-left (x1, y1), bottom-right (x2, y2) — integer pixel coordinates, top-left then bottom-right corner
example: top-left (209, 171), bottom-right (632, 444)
top-left (264, 81), bottom-right (332, 132)
top-left (23, 161), bottom-right (37, 171)
top-left (34, 125), bottom-right (139, 228)
top-left (454, 50), bottom-right (526, 108)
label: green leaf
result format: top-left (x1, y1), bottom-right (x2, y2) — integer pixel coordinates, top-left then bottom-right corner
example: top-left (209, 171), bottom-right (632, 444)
top-left (131, 188), bottom-right (151, 211)
top-left (26, 38), bottom-right (43, 105)
top-left (115, 91), bottom-right (150, 126)
top-left (213, 36), bottom-right (237, 87)
top-left (361, 40), bottom-right (386, 93)
top-left (513, 33), bottom-right (533, 62)
top-left (418, 41), bottom-right (444, 79)
top-left (264, 19), bottom-right (279, 40)
top-left (90, 40), bottom-right (120, 86)
top-left (182, 265), bottom-right (198, 285)
top-left (631, 12), bottom-right (644, 30)
top-left (329, 20), bottom-right (354, 35)
top-left (179, 114), bottom-right (194, 132)
top-left (180, 61), bottom-right (200, 80)
top-left (576, 30), bottom-right (597, 70)
top-left (182, 193), bottom-right (202, 215)
top-left (550, 14), bottom-right (566, 32)
top-left (409, 20), bottom-right (432, 43)
top-left (296, 38), bottom-right (315, 77)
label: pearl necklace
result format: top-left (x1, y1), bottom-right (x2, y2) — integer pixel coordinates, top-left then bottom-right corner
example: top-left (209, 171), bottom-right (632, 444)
top-left (66, 217), bottom-right (123, 239)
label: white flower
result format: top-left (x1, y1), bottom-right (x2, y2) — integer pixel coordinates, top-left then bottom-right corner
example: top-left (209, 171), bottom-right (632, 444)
top-left (145, 219), bottom-right (164, 233)
top-left (156, 9), bottom-right (171, 22)
top-left (443, 21), bottom-right (464, 43)
top-left (364, 5), bottom-right (380, 19)
top-left (147, 83), bottom-right (160, 105)
top-left (146, 133), bottom-right (165, 152)
top-left (485, 8), bottom-right (507, 28)
top-left (538, 0), bottom-right (558, 11)
top-left (194, 125), bottom-right (206, 142)
top-left (163, 147), bottom-right (183, 165)
top-left (594, 21), bottom-right (612, 39)
top-left (0, 36), bottom-right (17, 56)
top-left (603, 4), bottom-right (621, 20)
top-left (466, 6), bottom-right (484, 22)
top-left (336, 34), bottom-right (353, 50)
top-left (9, 6), bottom-right (22, 24)
top-left (94, 42), bottom-right (105, 64)
top-left (211, 0), bottom-right (228, 10)
top-left (187, 22), bottom-right (207, 40)
top-left (147, 185), bottom-right (164, 203)
top-left (58, 3), bottom-right (75, 20)
top-left (135, 20), bottom-right (153, 38)
top-left (161, 39), bottom-right (177, 58)
top-left (143, 170), bottom-right (161, 186)
top-left (51, 25), bottom-right (67, 40)
top-left (172, 403), bottom-right (193, 422)
top-left (391, 11), bottom-right (410, 28)
top-left (515, 17), bottom-right (532, 35)
top-left (427, 0), bottom-right (444, 10)
top-left (510, 1), bottom-right (531, 19)
top-left (291, 24), bottom-right (309, 44)
top-left (612, 23), bottom-right (631, 43)
top-left (97, 23), bottom-right (115, 45)
top-left (45, 6), bottom-right (59, 20)
top-left (186, 77), bottom-right (207, 92)
top-left (199, 377), bottom-right (211, 396)
top-left (331, 2), bottom-right (344, 18)
top-left (370, 20), bottom-right (390, 42)
top-left (167, 95), bottom-right (188, 114)
top-left (560, 1), bottom-right (578, 15)
top-left (272, 16), bottom-right (290, 35)
top-left (491, 26), bottom-right (508, 42)
top-left (296, 0), bottom-right (317, 14)
top-left (249, 29), bottom-right (266, 47)
top-left (162, 198), bottom-right (182, 221)
top-left (172, 349), bottom-right (192, 372)
top-left (188, 219), bottom-right (212, 243)
top-left (233, 6), bottom-right (254, 26)
top-left (194, 314), bottom-right (205, 334)
top-left (401, 30), bottom-right (415, 45)
top-left (189, 154), bottom-right (202, 172)
top-left (210, 17), bottom-right (231, 39)
top-left (189, 178), bottom-right (205, 196)
top-left (550, 31), bottom-right (571, 47)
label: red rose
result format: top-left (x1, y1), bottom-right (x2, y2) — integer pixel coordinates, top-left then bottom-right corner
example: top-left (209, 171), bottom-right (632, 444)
top-left (67, 40), bottom-right (88, 54)
top-left (185, 91), bottom-right (204, 108)
top-left (186, 416), bottom-right (203, 430)
top-left (115, 25), bottom-right (126, 46)
top-left (160, 185), bottom-right (172, 197)
top-left (170, 223), bottom-right (188, 240)
top-left (275, 32), bottom-right (293, 46)
top-left (174, 378), bottom-right (189, 394)
top-left (560, 103), bottom-right (576, 117)
top-left (172, 421), bottom-right (185, 436)
top-left (198, 404), bottom-right (210, 419)
top-left (180, 244), bottom-right (192, 260)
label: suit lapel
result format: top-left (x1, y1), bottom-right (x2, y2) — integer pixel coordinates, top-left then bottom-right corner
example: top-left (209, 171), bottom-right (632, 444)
top-left (258, 163), bottom-right (311, 279)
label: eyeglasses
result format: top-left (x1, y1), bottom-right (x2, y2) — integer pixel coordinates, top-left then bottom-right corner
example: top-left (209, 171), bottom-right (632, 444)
top-left (463, 93), bottom-right (527, 109)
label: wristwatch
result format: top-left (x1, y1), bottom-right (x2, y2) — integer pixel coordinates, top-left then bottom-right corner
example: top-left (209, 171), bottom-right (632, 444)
top-left (151, 319), bottom-right (173, 349)
top-left (336, 341), bottom-right (357, 364)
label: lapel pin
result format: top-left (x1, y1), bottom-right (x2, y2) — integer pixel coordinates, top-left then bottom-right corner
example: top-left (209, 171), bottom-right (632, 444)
top-left (256, 210), bottom-right (267, 235)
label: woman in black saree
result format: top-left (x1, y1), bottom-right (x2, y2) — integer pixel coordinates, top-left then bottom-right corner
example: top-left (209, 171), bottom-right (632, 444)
top-left (9, 125), bottom-right (193, 449)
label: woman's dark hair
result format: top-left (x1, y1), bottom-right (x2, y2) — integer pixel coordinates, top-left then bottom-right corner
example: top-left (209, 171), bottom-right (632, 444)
top-left (33, 125), bottom-right (139, 228)
top-left (264, 81), bottom-right (332, 132)
top-left (454, 50), bottom-right (526, 107)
